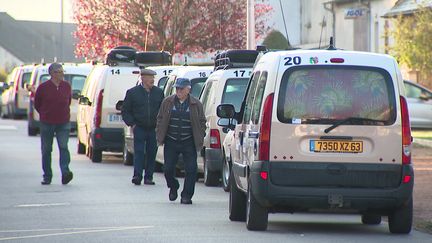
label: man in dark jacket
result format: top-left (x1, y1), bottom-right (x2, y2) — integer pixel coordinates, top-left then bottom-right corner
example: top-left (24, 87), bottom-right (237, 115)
top-left (122, 68), bottom-right (164, 185)
top-left (156, 78), bottom-right (206, 204)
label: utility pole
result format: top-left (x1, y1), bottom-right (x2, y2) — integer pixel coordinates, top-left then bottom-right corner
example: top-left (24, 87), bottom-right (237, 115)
top-left (60, 0), bottom-right (64, 62)
top-left (246, 0), bottom-right (255, 49)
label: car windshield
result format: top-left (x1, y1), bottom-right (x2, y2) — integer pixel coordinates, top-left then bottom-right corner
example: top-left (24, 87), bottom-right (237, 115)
top-left (221, 78), bottom-right (249, 112)
top-left (277, 66), bottom-right (396, 125)
top-left (40, 74), bottom-right (87, 91)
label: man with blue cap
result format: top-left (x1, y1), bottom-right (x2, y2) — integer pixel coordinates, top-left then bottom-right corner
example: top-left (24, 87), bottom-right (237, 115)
top-left (156, 78), bottom-right (206, 204)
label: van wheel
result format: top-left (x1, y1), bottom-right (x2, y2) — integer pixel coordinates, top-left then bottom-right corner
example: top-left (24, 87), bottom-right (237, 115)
top-left (77, 140), bottom-right (86, 154)
top-left (204, 159), bottom-right (220, 186)
top-left (229, 170), bottom-right (246, 222)
top-left (246, 180), bottom-right (268, 231)
top-left (221, 154), bottom-right (231, 192)
top-left (388, 198), bottom-right (413, 234)
top-left (123, 143), bottom-right (133, 166)
top-left (89, 146), bottom-right (102, 163)
top-left (28, 126), bottom-right (38, 136)
top-left (361, 213), bottom-right (381, 225)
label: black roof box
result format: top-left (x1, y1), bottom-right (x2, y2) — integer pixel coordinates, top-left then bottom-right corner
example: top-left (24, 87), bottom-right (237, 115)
top-left (214, 49), bottom-right (259, 70)
top-left (106, 46), bottom-right (137, 66)
top-left (135, 51), bottom-right (172, 67)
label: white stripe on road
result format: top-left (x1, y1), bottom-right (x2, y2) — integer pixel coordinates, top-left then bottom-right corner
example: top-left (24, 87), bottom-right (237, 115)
top-left (0, 125), bottom-right (17, 130)
top-left (0, 226), bottom-right (154, 241)
top-left (14, 203), bottom-right (70, 208)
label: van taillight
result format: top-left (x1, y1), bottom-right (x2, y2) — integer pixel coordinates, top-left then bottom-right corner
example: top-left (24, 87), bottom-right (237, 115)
top-left (258, 93), bottom-right (274, 161)
top-left (210, 129), bottom-right (221, 149)
top-left (400, 96), bottom-right (412, 165)
top-left (94, 89), bottom-right (104, 128)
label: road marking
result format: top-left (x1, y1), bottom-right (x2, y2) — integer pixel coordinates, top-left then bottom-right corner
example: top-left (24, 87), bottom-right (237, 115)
top-left (0, 125), bottom-right (17, 130)
top-left (14, 203), bottom-right (70, 208)
top-left (0, 226), bottom-right (153, 241)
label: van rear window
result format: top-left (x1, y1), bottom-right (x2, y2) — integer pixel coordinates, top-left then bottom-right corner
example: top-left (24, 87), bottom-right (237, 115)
top-left (277, 66), bottom-right (396, 125)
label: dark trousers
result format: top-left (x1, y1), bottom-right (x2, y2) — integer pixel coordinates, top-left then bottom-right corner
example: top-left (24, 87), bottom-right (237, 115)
top-left (133, 126), bottom-right (157, 180)
top-left (164, 138), bottom-right (197, 200)
top-left (40, 122), bottom-right (71, 180)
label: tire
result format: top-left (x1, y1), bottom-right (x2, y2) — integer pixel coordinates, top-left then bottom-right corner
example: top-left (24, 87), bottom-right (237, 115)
top-left (221, 153), bottom-right (231, 192)
top-left (28, 126), bottom-right (38, 136)
top-left (203, 157), bottom-right (220, 186)
top-left (361, 213), bottom-right (381, 225)
top-left (229, 170), bottom-right (246, 222)
top-left (246, 180), bottom-right (268, 231)
top-left (388, 198), bottom-right (413, 234)
top-left (123, 143), bottom-right (133, 166)
top-left (77, 140), bottom-right (86, 154)
top-left (89, 145), bottom-right (102, 163)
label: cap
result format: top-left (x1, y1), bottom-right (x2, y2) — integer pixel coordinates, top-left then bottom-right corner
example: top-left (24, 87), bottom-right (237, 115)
top-left (140, 68), bottom-right (157, 76)
top-left (174, 78), bottom-right (191, 88)
top-left (48, 63), bottom-right (63, 74)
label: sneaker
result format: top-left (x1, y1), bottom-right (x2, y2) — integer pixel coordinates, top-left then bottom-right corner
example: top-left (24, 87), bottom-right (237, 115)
top-left (62, 172), bottom-right (73, 185)
top-left (41, 178), bottom-right (51, 185)
top-left (131, 176), bottom-right (142, 185)
top-left (144, 179), bottom-right (155, 185)
top-left (169, 187), bottom-right (178, 201)
top-left (180, 198), bottom-right (192, 204)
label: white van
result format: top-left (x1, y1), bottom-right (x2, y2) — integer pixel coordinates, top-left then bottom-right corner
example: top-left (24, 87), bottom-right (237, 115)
top-left (199, 50), bottom-right (257, 187)
top-left (0, 67), bottom-right (19, 118)
top-left (217, 44), bottom-right (414, 233)
top-left (5, 64), bottom-right (34, 119)
top-left (77, 64), bottom-right (141, 162)
top-left (27, 63), bottom-right (92, 136)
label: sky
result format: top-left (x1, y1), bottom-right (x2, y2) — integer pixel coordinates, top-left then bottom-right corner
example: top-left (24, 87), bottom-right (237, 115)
top-left (0, 0), bottom-right (74, 23)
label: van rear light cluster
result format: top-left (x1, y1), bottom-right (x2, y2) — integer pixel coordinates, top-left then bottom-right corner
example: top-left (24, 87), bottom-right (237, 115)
top-left (94, 89), bottom-right (104, 128)
top-left (210, 129), bottom-right (221, 149)
top-left (400, 96), bottom-right (412, 165)
top-left (258, 93), bottom-right (274, 161)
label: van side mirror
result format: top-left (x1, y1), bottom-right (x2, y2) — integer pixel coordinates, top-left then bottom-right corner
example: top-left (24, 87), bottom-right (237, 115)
top-left (217, 104), bottom-right (235, 118)
top-left (116, 100), bottom-right (124, 111)
top-left (419, 91), bottom-right (431, 101)
top-left (72, 90), bottom-right (82, 100)
top-left (79, 96), bottom-right (91, 106)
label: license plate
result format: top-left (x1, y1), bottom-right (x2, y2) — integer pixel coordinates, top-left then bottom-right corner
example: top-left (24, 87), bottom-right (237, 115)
top-left (108, 114), bottom-right (123, 122)
top-left (310, 140), bottom-right (363, 153)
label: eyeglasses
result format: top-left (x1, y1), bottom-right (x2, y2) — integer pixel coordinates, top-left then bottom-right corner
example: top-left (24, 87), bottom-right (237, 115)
top-left (175, 87), bottom-right (185, 90)
top-left (53, 70), bottom-right (64, 73)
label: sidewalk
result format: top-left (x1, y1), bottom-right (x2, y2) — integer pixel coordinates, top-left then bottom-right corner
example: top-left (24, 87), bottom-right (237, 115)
top-left (413, 138), bottom-right (432, 148)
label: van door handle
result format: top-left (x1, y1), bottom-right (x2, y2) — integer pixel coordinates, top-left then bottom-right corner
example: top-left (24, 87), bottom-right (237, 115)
top-left (248, 131), bottom-right (259, 138)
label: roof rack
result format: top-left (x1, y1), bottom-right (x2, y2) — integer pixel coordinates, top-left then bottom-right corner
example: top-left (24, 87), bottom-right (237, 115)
top-left (214, 49), bottom-right (259, 71)
top-left (105, 46), bottom-right (137, 66)
top-left (135, 51), bottom-right (172, 67)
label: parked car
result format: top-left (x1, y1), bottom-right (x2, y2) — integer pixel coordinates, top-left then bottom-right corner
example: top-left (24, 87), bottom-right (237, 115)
top-left (217, 43), bottom-right (414, 233)
top-left (199, 49), bottom-right (258, 187)
top-left (7, 64), bottom-right (34, 119)
top-left (404, 80), bottom-right (432, 129)
top-left (0, 67), bottom-right (20, 118)
top-left (27, 63), bottom-right (92, 136)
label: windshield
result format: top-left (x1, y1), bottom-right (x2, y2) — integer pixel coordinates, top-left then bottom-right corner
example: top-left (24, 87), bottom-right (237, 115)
top-left (190, 77), bottom-right (207, 98)
top-left (277, 66), bottom-right (396, 125)
top-left (40, 74), bottom-right (87, 91)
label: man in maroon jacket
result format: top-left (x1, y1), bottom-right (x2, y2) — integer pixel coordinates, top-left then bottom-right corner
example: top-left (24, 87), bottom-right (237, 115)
top-left (34, 63), bottom-right (73, 185)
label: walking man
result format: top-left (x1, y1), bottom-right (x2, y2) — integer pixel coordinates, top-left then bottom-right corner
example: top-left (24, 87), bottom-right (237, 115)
top-left (34, 63), bottom-right (73, 185)
top-left (122, 68), bottom-right (164, 185)
top-left (156, 78), bottom-right (206, 204)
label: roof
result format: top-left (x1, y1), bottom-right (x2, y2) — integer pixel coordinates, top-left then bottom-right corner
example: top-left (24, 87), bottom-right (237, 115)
top-left (383, 0), bottom-right (432, 18)
top-left (0, 12), bottom-right (84, 63)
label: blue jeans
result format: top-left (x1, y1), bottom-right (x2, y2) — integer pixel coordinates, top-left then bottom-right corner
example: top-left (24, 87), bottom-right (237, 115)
top-left (40, 122), bottom-right (71, 180)
top-left (164, 138), bottom-right (197, 200)
top-left (133, 126), bottom-right (157, 180)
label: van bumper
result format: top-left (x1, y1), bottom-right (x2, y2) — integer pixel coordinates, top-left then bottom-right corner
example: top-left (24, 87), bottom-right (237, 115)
top-left (91, 128), bottom-right (124, 152)
top-left (205, 148), bottom-right (223, 171)
top-left (248, 161), bottom-right (414, 213)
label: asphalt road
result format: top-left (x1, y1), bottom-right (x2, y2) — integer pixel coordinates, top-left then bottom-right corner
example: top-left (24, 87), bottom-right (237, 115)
top-left (0, 119), bottom-right (431, 242)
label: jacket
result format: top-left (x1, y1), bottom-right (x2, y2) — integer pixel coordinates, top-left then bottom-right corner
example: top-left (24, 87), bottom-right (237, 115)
top-left (34, 79), bottom-right (71, 124)
top-left (156, 94), bottom-right (206, 151)
top-left (121, 85), bottom-right (164, 129)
